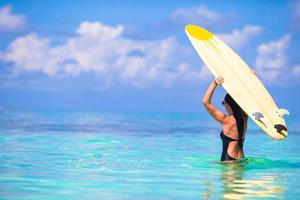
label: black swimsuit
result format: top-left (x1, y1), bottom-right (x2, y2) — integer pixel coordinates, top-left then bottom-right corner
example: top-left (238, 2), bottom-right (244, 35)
top-left (220, 131), bottom-right (244, 161)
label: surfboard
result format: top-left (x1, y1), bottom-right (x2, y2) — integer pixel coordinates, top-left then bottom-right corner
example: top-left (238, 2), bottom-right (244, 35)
top-left (185, 24), bottom-right (289, 140)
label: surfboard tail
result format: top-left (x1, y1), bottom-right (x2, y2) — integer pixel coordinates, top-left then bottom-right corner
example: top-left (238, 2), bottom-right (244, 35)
top-left (274, 124), bottom-right (288, 138)
top-left (252, 111), bottom-right (288, 140)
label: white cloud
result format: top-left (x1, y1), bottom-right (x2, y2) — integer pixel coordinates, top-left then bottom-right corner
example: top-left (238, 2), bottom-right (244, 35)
top-left (76, 21), bottom-right (123, 39)
top-left (170, 6), bottom-right (220, 25)
top-left (292, 65), bottom-right (300, 77)
top-left (254, 34), bottom-right (300, 85)
top-left (176, 63), bottom-right (211, 82)
top-left (256, 34), bottom-right (290, 69)
top-left (0, 5), bottom-right (26, 32)
top-left (255, 34), bottom-right (292, 83)
top-left (217, 25), bottom-right (263, 49)
top-left (0, 21), bottom-right (202, 88)
top-left (2, 33), bottom-right (53, 75)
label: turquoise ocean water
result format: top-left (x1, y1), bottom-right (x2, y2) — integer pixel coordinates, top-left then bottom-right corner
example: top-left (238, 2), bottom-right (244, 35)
top-left (0, 111), bottom-right (300, 199)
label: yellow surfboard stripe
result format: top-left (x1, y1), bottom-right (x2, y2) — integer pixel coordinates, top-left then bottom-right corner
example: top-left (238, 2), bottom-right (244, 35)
top-left (185, 25), bottom-right (213, 41)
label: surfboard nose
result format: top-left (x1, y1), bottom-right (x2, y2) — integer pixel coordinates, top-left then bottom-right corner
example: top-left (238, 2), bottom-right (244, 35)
top-left (185, 24), bottom-right (213, 41)
top-left (274, 124), bottom-right (288, 137)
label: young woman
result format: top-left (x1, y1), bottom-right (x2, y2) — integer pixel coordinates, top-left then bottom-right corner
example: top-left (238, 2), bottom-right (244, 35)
top-left (202, 76), bottom-right (248, 161)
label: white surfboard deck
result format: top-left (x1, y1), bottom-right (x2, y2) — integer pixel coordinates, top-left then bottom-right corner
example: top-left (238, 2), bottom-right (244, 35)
top-left (185, 24), bottom-right (289, 140)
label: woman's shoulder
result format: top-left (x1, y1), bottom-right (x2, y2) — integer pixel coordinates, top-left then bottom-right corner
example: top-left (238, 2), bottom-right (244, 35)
top-left (222, 115), bottom-right (236, 124)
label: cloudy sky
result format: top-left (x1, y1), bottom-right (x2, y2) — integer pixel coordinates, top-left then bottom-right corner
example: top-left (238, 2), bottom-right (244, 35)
top-left (0, 0), bottom-right (299, 114)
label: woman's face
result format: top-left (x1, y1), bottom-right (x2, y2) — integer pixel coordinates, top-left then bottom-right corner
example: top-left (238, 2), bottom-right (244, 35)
top-left (222, 100), bottom-right (233, 114)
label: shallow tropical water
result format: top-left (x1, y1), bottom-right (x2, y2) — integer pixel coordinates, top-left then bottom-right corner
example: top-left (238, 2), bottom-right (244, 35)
top-left (0, 111), bottom-right (299, 199)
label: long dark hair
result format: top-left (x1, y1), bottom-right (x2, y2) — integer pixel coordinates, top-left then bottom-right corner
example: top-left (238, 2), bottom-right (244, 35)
top-left (224, 93), bottom-right (244, 146)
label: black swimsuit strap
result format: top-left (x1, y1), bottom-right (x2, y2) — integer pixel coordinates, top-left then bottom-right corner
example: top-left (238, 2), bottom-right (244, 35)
top-left (220, 131), bottom-right (245, 141)
top-left (220, 131), bottom-right (237, 142)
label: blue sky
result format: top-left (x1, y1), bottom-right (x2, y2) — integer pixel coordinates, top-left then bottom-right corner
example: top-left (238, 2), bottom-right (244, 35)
top-left (0, 0), bottom-right (300, 115)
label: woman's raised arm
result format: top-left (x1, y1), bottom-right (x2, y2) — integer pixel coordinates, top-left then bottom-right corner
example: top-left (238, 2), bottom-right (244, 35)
top-left (202, 77), bottom-right (226, 123)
